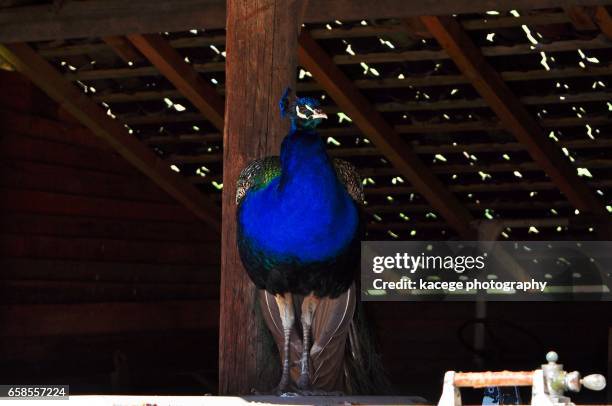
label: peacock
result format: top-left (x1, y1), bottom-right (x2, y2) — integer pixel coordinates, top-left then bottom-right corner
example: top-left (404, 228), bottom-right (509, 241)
top-left (236, 88), bottom-right (364, 393)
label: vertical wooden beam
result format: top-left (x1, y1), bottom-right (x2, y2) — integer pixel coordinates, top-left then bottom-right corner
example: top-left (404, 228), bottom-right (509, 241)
top-left (127, 33), bottom-right (225, 131)
top-left (0, 43), bottom-right (221, 231)
top-left (421, 15), bottom-right (607, 218)
top-left (298, 32), bottom-right (476, 238)
top-left (220, 0), bottom-right (306, 395)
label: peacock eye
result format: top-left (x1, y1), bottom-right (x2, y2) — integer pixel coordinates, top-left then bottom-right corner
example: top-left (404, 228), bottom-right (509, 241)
top-left (295, 105), bottom-right (309, 119)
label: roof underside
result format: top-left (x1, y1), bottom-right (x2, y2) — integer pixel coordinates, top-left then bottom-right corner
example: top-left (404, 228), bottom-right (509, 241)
top-left (3, 2), bottom-right (612, 240)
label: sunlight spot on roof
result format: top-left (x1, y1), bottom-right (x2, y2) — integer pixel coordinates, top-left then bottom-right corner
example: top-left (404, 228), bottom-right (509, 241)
top-left (337, 112), bottom-right (352, 123)
top-left (434, 154), bottom-right (447, 162)
top-left (577, 167), bottom-right (593, 178)
top-left (528, 226), bottom-right (539, 234)
top-left (327, 137), bottom-right (341, 146)
top-left (513, 171), bottom-right (523, 178)
top-left (540, 52), bottom-right (551, 71)
top-left (212, 181), bottom-right (223, 190)
top-left (388, 230), bottom-right (399, 239)
top-left (478, 171), bottom-right (492, 181)
top-left (170, 165), bottom-right (180, 173)
top-left (345, 44), bottom-right (355, 56)
top-left (486, 32), bottom-right (495, 42)
top-left (521, 25), bottom-right (539, 45)
top-left (298, 68), bottom-right (312, 79)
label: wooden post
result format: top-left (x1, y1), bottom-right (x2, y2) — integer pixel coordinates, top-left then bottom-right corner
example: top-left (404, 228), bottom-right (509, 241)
top-left (220, 0), bottom-right (306, 395)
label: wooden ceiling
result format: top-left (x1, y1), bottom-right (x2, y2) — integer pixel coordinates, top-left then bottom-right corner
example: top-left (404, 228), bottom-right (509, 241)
top-left (1, 1), bottom-right (612, 240)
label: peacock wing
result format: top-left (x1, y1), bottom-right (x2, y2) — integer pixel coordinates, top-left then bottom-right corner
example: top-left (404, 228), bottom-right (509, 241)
top-left (333, 159), bottom-right (364, 205)
top-left (236, 156), bottom-right (282, 205)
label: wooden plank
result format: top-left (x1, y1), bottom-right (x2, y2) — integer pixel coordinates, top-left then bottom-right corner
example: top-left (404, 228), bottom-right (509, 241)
top-left (0, 233), bottom-right (219, 264)
top-left (1, 0), bottom-right (612, 42)
top-left (220, 0), bottom-right (307, 395)
top-left (298, 32), bottom-right (475, 237)
top-left (0, 300), bottom-right (218, 337)
top-left (1, 280), bottom-right (219, 304)
top-left (0, 159), bottom-right (174, 203)
top-left (0, 133), bottom-right (134, 174)
top-left (0, 189), bottom-right (197, 222)
top-left (421, 16), bottom-right (607, 218)
top-left (0, 43), bottom-right (220, 231)
top-left (0, 109), bottom-right (109, 150)
top-left (0, 258), bottom-right (219, 284)
top-left (127, 34), bottom-right (225, 131)
top-left (0, 212), bottom-right (213, 243)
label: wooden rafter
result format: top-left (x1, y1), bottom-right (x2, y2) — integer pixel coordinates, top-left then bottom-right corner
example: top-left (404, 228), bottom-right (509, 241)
top-left (594, 5), bottom-right (612, 38)
top-left (127, 33), bottom-right (225, 131)
top-left (2, 0), bottom-right (612, 42)
top-left (565, 6), bottom-right (599, 30)
top-left (421, 15), bottom-right (607, 218)
top-left (297, 32), bottom-right (476, 238)
top-left (0, 42), bottom-right (221, 231)
top-left (102, 36), bottom-right (146, 65)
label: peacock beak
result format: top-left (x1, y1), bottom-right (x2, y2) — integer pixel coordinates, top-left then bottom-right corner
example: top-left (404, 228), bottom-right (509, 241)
top-left (312, 109), bottom-right (328, 120)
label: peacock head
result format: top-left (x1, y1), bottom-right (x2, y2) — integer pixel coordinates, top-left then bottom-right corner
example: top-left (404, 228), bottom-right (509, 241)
top-left (280, 88), bottom-right (327, 130)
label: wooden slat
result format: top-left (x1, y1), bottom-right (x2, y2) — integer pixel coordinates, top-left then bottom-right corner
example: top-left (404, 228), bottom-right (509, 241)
top-left (127, 33), bottom-right (225, 131)
top-left (0, 43), bottom-right (220, 231)
top-left (0, 109), bottom-right (109, 150)
top-left (0, 189), bottom-right (196, 222)
top-left (0, 258), bottom-right (219, 284)
top-left (421, 16), bottom-right (607, 218)
top-left (0, 159), bottom-right (173, 203)
top-left (1, 0), bottom-right (612, 42)
top-left (0, 233), bottom-right (219, 264)
top-left (0, 212), bottom-right (213, 243)
top-left (0, 133), bottom-right (134, 174)
top-left (2, 280), bottom-right (219, 304)
top-left (0, 300), bottom-right (218, 337)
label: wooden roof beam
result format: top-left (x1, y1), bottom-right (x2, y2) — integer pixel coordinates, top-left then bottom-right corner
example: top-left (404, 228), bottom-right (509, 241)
top-left (102, 36), bottom-right (147, 65)
top-left (2, 0), bottom-right (612, 42)
top-left (127, 33), bottom-right (225, 131)
top-left (594, 5), bottom-right (612, 38)
top-left (0, 42), bottom-right (221, 232)
top-left (421, 15), bottom-right (607, 219)
top-left (297, 32), bottom-right (476, 239)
